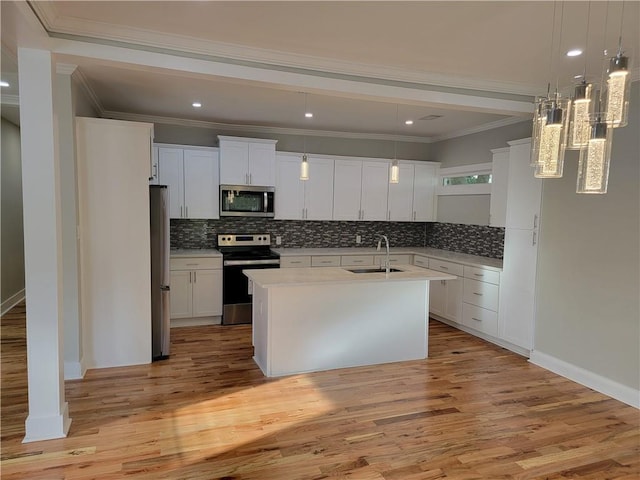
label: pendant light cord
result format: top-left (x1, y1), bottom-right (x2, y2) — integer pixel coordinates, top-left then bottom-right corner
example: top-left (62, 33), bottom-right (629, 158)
top-left (582, 1), bottom-right (591, 79)
top-left (617, 0), bottom-right (625, 54)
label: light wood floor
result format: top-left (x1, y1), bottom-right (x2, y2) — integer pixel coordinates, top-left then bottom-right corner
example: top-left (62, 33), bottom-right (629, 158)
top-left (1, 302), bottom-right (638, 479)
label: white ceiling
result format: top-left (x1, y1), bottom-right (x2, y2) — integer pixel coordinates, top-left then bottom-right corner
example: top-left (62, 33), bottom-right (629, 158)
top-left (2, 1), bottom-right (639, 140)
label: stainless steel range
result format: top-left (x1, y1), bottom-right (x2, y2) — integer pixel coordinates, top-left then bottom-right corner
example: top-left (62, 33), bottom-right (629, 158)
top-left (217, 233), bottom-right (280, 325)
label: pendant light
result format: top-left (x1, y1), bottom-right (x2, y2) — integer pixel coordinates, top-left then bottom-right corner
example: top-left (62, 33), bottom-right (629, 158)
top-left (604, 1), bottom-right (631, 128)
top-left (567, 2), bottom-right (594, 150)
top-left (300, 93), bottom-right (310, 181)
top-left (390, 104), bottom-right (399, 184)
top-left (576, 112), bottom-right (612, 194)
top-left (534, 93), bottom-right (570, 178)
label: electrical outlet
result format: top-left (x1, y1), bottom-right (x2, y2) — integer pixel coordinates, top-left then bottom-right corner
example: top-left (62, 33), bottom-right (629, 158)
top-left (276, 236), bottom-right (282, 245)
top-left (356, 235), bottom-right (361, 244)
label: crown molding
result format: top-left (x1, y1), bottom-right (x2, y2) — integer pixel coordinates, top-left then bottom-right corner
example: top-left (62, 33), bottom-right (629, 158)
top-left (102, 110), bottom-right (436, 144)
top-left (31, 3), bottom-right (540, 98)
top-left (56, 63), bottom-right (77, 75)
top-left (432, 116), bottom-right (530, 142)
top-left (69, 67), bottom-right (104, 115)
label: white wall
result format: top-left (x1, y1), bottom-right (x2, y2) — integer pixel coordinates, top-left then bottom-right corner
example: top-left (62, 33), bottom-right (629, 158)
top-left (534, 81), bottom-right (640, 394)
top-left (1, 117), bottom-right (25, 312)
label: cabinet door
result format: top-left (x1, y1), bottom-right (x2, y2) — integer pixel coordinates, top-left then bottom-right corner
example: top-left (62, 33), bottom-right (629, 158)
top-left (219, 139), bottom-right (249, 185)
top-left (429, 279), bottom-right (446, 317)
top-left (413, 163), bottom-right (437, 221)
top-left (490, 150), bottom-right (509, 227)
top-left (304, 157), bottom-right (334, 220)
top-left (170, 270), bottom-right (192, 318)
top-left (149, 146), bottom-right (159, 185)
top-left (192, 269), bottom-right (222, 317)
top-left (183, 149), bottom-right (219, 219)
top-left (275, 155), bottom-right (305, 220)
top-left (248, 142), bottom-right (276, 186)
top-left (444, 278), bottom-right (463, 323)
top-left (505, 140), bottom-right (542, 229)
top-left (498, 228), bottom-right (537, 350)
top-left (388, 163), bottom-right (415, 221)
top-left (361, 161), bottom-right (389, 221)
top-left (158, 147), bottom-right (184, 219)
top-left (333, 159), bottom-right (362, 220)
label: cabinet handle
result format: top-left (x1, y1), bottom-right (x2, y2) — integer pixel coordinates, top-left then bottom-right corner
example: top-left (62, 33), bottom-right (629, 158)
top-left (302, 208), bottom-right (305, 219)
top-left (250, 173), bottom-right (253, 184)
top-left (413, 211), bottom-right (416, 221)
top-left (533, 214), bottom-right (538, 228)
top-left (291, 261), bottom-right (301, 264)
top-left (441, 280), bottom-right (446, 285)
top-left (189, 271), bottom-right (192, 283)
top-left (532, 231), bottom-right (537, 246)
top-left (471, 317), bottom-right (482, 322)
top-left (473, 273), bottom-right (484, 277)
top-left (439, 266), bottom-right (449, 270)
top-left (186, 263), bottom-right (198, 266)
top-left (181, 206), bottom-right (183, 218)
top-left (193, 271), bottom-right (197, 283)
top-left (186, 206), bottom-right (189, 218)
top-left (153, 164), bottom-right (158, 178)
top-left (473, 292), bottom-right (483, 296)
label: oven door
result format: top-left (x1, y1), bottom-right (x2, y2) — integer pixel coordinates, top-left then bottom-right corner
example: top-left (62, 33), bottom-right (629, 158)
top-left (220, 185), bottom-right (275, 217)
top-left (222, 259), bottom-right (279, 325)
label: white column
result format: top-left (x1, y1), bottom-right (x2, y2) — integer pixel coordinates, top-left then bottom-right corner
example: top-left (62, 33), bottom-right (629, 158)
top-left (55, 64), bottom-right (85, 380)
top-left (18, 47), bottom-right (71, 442)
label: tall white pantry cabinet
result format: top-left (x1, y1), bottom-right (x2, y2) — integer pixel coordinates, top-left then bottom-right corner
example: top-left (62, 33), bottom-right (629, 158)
top-left (498, 138), bottom-right (542, 353)
top-left (76, 117), bottom-right (153, 369)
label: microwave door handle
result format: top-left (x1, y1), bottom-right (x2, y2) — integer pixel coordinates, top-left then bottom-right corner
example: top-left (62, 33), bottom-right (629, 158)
top-left (264, 191), bottom-right (268, 213)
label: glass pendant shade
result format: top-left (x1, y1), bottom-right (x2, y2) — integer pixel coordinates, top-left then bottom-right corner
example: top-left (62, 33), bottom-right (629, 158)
top-left (300, 154), bottom-right (309, 181)
top-left (390, 160), bottom-right (399, 184)
top-left (576, 116), bottom-right (613, 194)
top-left (567, 82), bottom-right (593, 149)
top-left (530, 98), bottom-right (549, 166)
top-left (605, 54), bottom-right (630, 127)
top-left (534, 98), bottom-right (570, 178)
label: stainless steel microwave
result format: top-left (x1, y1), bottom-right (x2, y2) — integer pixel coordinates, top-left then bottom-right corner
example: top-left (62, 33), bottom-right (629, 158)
top-left (220, 185), bottom-right (275, 217)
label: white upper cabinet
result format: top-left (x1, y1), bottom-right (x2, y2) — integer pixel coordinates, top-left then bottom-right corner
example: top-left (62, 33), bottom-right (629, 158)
top-left (504, 140), bottom-right (542, 230)
top-left (149, 145), bottom-right (159, 185)
top-left (218, 136), bottom-right (277, 186)
top-left (489, 147), bottom-right (510, 227)
top-left (387, 163), bottom-right (415, 221)
top-left (157, 145), bottom-right (219, 219)
top-left (275, 153), bottom-right (335, 220)
top-left (412, 163), bottom-right (438, 222)
top-left (333, 159), bottom-right (363, 220)
top-left (360, 161), bottom-right (389, 221)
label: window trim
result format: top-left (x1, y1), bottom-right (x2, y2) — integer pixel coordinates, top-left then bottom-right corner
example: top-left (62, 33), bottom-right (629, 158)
top-left (436, 162), bottom-right (493, 196)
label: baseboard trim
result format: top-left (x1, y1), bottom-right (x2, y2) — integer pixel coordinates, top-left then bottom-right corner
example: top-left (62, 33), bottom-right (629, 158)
top-left (23, 401), bottom-right (72, 443)
top-left (1, 289), bottom-right (25, 316)
top-left (529, 350), bottom-right (639, 409)
top-left (64, 358), bottom-right (86, 380)
top-left (170, 316), bottom-right (222, 328)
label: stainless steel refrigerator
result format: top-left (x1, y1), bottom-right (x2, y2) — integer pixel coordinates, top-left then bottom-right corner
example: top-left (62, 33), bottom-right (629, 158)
top-left (150, 185), bottom-right (170, 360)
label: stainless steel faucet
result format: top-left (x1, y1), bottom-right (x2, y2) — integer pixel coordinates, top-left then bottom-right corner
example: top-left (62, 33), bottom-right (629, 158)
top-left (376, 234), bottom-right (390, 275)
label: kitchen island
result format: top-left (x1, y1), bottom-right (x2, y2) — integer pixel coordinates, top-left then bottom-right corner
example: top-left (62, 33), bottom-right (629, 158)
top-left (244, 265), bottom-right (455, 377)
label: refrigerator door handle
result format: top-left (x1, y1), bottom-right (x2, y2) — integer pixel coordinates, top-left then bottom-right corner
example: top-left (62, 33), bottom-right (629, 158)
top-left (160, 288), bottom-right (171, 357)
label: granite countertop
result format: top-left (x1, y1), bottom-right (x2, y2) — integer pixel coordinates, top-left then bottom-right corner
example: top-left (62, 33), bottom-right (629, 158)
top-left (272, 247), bottom-right (502, 271)
top-left (170, 248), bottom-right (222, 258)
top-left (244, 264), bottom-right (456, 288)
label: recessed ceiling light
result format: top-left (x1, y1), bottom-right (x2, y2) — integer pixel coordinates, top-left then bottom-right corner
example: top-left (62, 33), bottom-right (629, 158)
top-left (305, 112), bottom-right (313, 118)
top-left (405, 120), bottom-right (414, 125)
top-left (0, 81), bottom-right (9, 87)
top-left (566, 49), bottom-right (583, 57)
top-left (192, 102), bottom-right (202, 108)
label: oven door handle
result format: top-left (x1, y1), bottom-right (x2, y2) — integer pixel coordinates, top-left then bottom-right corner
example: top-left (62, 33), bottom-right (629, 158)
top-left (223, 259), bottom-right (280, 266)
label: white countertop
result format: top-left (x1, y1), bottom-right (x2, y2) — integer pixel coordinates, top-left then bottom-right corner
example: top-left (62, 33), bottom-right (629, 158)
top-left (272, 247), bottom-right (502, 271)
top-left (244, 264), bottom-right (456, 288)
top-left (170, 248), bottom-right (222, 258)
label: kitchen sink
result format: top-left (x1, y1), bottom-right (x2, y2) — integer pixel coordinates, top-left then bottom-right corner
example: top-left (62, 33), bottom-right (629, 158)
top-left (346, 267), bottom-right (404, 274)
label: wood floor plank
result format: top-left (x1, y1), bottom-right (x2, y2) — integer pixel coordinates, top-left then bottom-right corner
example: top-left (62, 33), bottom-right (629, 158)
top-left (2, 301), bottom-right (638, 479)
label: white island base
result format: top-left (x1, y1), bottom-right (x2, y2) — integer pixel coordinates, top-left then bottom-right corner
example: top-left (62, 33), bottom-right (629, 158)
top-left (250, 275), bottom-right (432, 377)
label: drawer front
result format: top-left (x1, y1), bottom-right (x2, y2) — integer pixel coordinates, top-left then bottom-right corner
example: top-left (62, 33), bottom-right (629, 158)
top-left (427, 259), bottom-right (464, 276)
top-left (280, 256), bottom-right (311, 268)
top-left (375, 254), bottom-right (412, 266)
top-left (462, 303), bottom-right (498, 337)
top-left (341, 255), bottom-right (375, 267)
top-left (464, 265), bottom-right (500, 285)
top-left (311, 255), bottom-right (341, 267)
top-left (463, 278), bottom-right (499, 311)
top-left (170, 257), bottom-right (222, 270)
top-left (413, 255), bottom-right (429, 269)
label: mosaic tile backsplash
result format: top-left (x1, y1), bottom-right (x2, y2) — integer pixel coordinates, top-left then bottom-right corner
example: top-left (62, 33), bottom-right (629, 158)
top-left (425, 223), bottom-right (505, 259)
top-left (171, 219), bottom-right (505, 259)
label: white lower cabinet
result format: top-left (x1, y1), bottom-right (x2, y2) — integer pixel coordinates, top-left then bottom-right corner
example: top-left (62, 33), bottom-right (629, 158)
top-left (170, 257), bottom-right (222, 323)
top-left (461, 265), bottom-right (500, 337)
top-left (280, 256), bottom-right (312, 268)
top-left (426, 259), bottom-right (463, 323)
